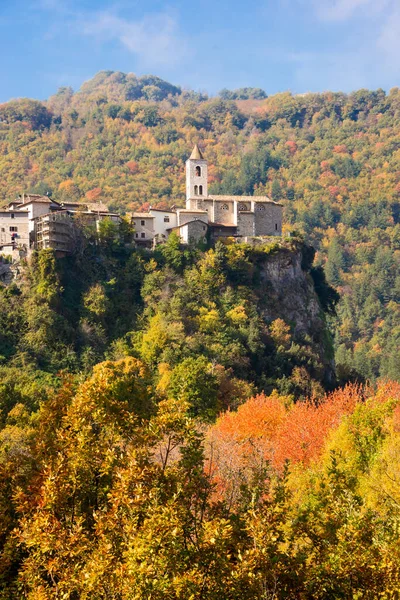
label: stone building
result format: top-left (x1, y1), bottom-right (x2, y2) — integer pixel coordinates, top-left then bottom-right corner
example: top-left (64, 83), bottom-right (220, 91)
top-left (0, 194), bottom-right (120, 258)
top-left (185, 145), bottom-right (283, 240)
top-left (131, 145), bottom-right (283, 247)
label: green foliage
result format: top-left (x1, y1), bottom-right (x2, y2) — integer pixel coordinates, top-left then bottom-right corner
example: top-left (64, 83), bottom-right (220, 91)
top-left (219, 87), bottom-right (267, 100)
top-left (168, 356), bottom-right (219, 417)
top-left (0, 99), bottom-right (52, 130)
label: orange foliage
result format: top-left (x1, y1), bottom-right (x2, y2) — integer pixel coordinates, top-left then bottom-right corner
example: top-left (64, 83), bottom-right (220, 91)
top-left (273, 384), bottom-right (361, 468)
top-left (320, 160), bottom-right (331, 171)
top-left (333, 144), bottom-right (348, 154)
top-left (374, 380), bottom-right (400, 403)
top-left (328, 185), bottom-right (340, 198)
top-left (59, 179), bottom-right (76, 191)
top-left (126, 160), bottom-right (139, 173)
top-left (85, 187), bottom-right (102, 201)
top-left (285, 140), bottom-right (298, 155)
top-left (392, 405), bottom-right (400, 432)
top-left (207, 384), bottom-right (364, 497)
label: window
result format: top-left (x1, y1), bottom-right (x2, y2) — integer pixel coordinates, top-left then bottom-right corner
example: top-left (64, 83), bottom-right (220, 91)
top-left (11, 213), bottom-right (14, 219)
top-left (203, 226), bottom-right (206, 231)
top-left (141, 220), bottom-right (145, 226)
top-left (9, 226), bottom-right (18, 232)
top-left (195, 166), bottom-right (201, 176)
top-left (164, 216), bottom-right (170, 223)
top-left (141, 232), bottom-right (145, 238)
top-left (238, 203), bottom-right (248, 211)
top-left (194, 185), bottom-right (198, 195)
top-left (132, 221), bottom-right (136, 226)
top-left (257, 205), bottom-right (265, 211)
top-left (275, 223), bottom-right (278, 231)
top-left (135, 233), bottom-right (138, 238)
top-left (222, 204), bottom-right (229, 210)
top-left (199, 185), bottom-right (203, 195)
top-left (1, 228), bottom-right (4, 232)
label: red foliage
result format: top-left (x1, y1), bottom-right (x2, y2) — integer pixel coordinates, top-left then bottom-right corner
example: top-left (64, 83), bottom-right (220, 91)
top-left (85, 187), bottom-right (102, 201)
top-left (333, 144), bottom-right (348, 154)
top-left (126, 160), bottom-right (139, 174)
top-left (285, 140), bottom-right (298, 155)
top-left (328, 185), bottom-right (340, 198)
top-left (320, 160), bottom-right (331, 172)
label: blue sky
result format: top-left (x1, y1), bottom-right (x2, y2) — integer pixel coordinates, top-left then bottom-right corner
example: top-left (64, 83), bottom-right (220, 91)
top-left (1, 0), bottom-right (399, 102)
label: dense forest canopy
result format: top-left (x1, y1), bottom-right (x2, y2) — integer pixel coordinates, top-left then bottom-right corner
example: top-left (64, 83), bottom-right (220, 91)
top-left (0, 71), bottom-right (399, 381)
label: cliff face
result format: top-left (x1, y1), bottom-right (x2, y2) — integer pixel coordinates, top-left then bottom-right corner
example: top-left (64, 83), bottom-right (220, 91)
top-left (255, 241), bottom-right (335, 383)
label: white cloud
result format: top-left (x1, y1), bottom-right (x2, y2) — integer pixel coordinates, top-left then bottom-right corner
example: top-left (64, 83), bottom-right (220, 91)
top-left (314, 0), bottom-right (386, 22)
top-left (34, 1), bottom-right (188, 69)
top-left (283, 0), bottom-right (400, 90)
top-left (377, 5), bottom-right (400, 56)
top-left (79, 11), bottom-right (187, 68)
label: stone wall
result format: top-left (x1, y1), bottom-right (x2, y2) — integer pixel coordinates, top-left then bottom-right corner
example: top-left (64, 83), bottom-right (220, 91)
top-left (196, 198), bottom-right (214, 220)
top-left (213, 200), bottom-right (235, 225)
top-left (177, 210), bottom-right (208, 226)
top-left (180, 220), bottom-right (208, 244)
top-left (253, 203), bottom-right (283, 236)
top-left (237, 212), bottom-right (255, 237)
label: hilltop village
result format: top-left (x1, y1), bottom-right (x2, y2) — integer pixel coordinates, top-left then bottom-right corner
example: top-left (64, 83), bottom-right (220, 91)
top-left (0, 146), bottom-right (283, 259)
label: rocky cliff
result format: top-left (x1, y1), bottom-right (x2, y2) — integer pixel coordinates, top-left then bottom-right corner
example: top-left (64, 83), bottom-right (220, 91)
top-left (254, 239), bottom-right (336, 384)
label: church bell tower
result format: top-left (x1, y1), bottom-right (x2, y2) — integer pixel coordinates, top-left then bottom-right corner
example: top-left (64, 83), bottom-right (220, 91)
top-left (186, 144), bottom-right (208, 206)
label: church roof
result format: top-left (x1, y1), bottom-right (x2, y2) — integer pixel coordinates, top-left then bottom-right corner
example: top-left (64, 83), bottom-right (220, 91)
top-left (189, 144), bottom-right (204, 160)
top-left (167, 218), bottom-right (208, 231)
top-left (177, 208), bottom-right (208, 213)
top-left (209, 194), bottom-right (282, 206)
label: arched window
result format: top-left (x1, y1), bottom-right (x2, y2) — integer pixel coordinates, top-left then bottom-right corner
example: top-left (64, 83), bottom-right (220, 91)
top-left (199, 185), bottom-right (203, 195)
top-left (222, 203), bottom-right (229, 210)
top-left (195, 166), bottom-right (201, 177)
top-left (257, 204), bottom-right (266, 211)
top-left (194, 185), bottom-right (198, 195)
top-left (238, 203), bottom-right (248, 211)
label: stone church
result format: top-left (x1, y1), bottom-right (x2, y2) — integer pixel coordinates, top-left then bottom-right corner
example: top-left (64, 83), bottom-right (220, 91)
top-left (132, 145), bottom-right (283, 246)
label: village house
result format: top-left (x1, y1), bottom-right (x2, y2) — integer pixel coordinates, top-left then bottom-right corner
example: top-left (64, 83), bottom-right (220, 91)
top-left (0, 194), bottom-right (120, 259)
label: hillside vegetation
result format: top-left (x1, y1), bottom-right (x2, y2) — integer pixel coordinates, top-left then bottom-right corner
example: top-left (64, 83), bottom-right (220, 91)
top-left (0, 232), bottom-right (336, 406)
top-left (1, 71), bottom-right (399, 381)
top-left (1, 358), bottom-right (400, 598)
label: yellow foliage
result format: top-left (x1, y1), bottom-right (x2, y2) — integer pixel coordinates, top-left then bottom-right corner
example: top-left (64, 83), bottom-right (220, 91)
top-left (226, 305), bottom-right (248, 324)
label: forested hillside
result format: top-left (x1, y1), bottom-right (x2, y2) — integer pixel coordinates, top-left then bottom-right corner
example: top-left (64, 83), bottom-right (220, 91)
top-left (0, 231), bottom-right (336, 405)
top-left (0, 70), bottom-right (400, 380)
